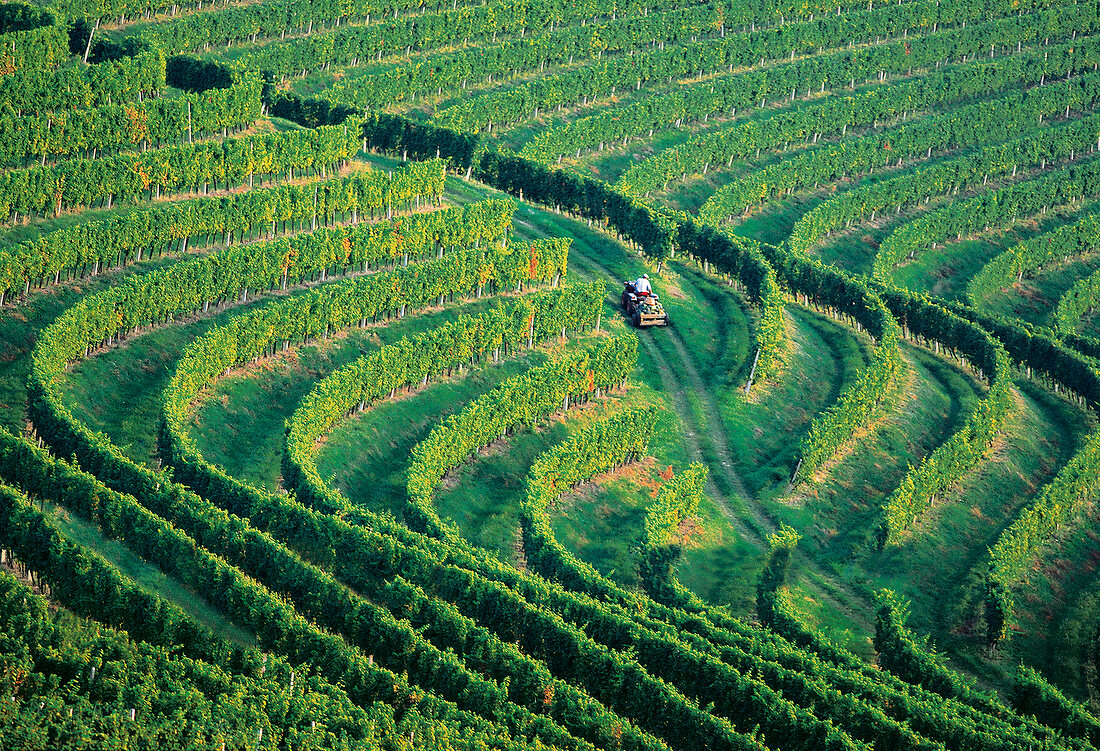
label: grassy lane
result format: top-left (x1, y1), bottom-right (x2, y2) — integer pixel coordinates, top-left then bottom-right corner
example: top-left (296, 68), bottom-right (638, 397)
top-left (193, 298), bottom-right (517, 491)
top-left (925, 380), bottom-right (1090, 687)
top-left (893, 197), bottom-right (1100, 302)
top-left (0, 254), bottom-right (193, 435)
top-left (40, 495), bottom-right (258, 647)
top-left (779, 344), bottom-right (979, 655)
top-left (1043, 555), bottom-right (1100, 702)
top-left (1017, 516), bottom-right (1100, 698)
top-left (980, 253), bottom-right (1100, 329)
top-left (318, 350), bottom-right (546, 534)
top-left (63, 306), bottom-right (238, 468)
top-left (722, 306), bottom-right (870, 497)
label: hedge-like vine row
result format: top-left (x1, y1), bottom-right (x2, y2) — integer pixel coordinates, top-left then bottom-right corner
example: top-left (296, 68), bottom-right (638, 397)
top-left (867, 586), bottom-right (1065, 734)
top-left (785, 257), bottom-right (902, 481)
top-left (417, 121), bottom-right (1097, 748)
top-left (0, 160), bottom-right (449, 305)
top-left (134, 0), bottom-right (497, 54)
top-left (522, 406), bottom-right (657, 595)
top-left (132, 0), bottom-right (710, 56)
top-left (967, 214), bottom-right (1100, 303)
top-left (875, 289), bottom-right (1014, 546)
top-left (790, 110), bottom-right (1100, 256)
top-left (874, 149), bottom-right (1100, 280)
top-left (477, 152), bottom-right (789, 381)
top-left (1012, 665), bottom-right (1100, 747)
top-left (1054, 256), bottom-right (1100, 333)
top-left (700, 61), bottom-right (1100, 227)
top-left (874, 590), bottom-right (980, 702)
top-left (524, 0), bottom-right (1064, 169)
top-left (0, 74), bottom-right (263, 167)
top-left (188, 370), bottom-right (1061, 751)
top-left (0, 42), bottom-right (165, 112)
top-left (166, 306), bottom-right (1066, 751)
top-left (22, 170), bottom-right (775, 751)
top-left (643, 463), bottom-right (708, 549)
top-left (281, 283), bottom-right (601, 517)
top-left (930, 305), bottom-right (1100, 654)
top-left (234, 1), bottom-right (565, 83)
top-left (23, 234), bottom-right (621, 749)
top-left (0, 4), bottom-right (66, 76)
top-left (0, 121), bottom-right (360, 221)
top-left (120, 107), bottom-right (1094, 749)
top-left (983, 426), bottom-right (1100, 645)
top-left (406, 334), bottom-right (636, 538)
top-left (433, 0), bottom-right (1081, 133)
top-left (0, 563), bottom-right (439, 748)
top-left (0, 437), bottom-right (560, 750)
top-left (621, 35), bottom-right (1100, 200)
top-left (314, 1), bottom-right (727, 111)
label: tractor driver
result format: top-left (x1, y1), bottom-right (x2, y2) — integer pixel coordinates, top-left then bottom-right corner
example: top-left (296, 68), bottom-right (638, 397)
top-left (634, 273), bottom-right (652, 295)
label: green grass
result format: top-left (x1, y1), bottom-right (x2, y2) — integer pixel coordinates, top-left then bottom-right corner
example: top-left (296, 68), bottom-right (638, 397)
top-left (550, 455), bottom-right (662, 591)
top-left (789, 345), bottom-right (980, 560)
top-left (63, 289), bottom-right (293, 468)
top-left (0, 253), bottom-right (195, 434)
top-left (721, 306), bottom-right (872, 496)
top-left (318, 347), bottom-right (543, 525)
top-left (43, 499), bottom-right (257, 648)
top-left (193, 298), bottom-right (512, 490)
top-left (892, 236), bottom-right (1004, 300)
top-left (980, 252), bottom-right (1100, 329)
top-left (885, 379), bottom-right (1088, 686)
top-left (27, 158), bottom-right (1100, 698)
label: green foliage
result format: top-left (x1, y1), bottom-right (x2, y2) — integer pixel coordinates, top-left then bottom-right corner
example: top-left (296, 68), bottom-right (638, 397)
top-left (0, 42), bottom-right (165, 112)
top-left (16, 2), bottom-right (1100, 742)
top-left (983, 426), bottom-right (1100, 646)
top-left (0, 437), bottom-right (548, 749)
top-left (755, 526), bottom-right (804, 628)
top-left (1012, 665), bottom-right (1100, 746)
top-left (282, 283), bottom-right (602, 516)
top-left (875, 289), bottom-right (1014, 546)
top-left (0, 160), bottom-right (447, 303)
top-left (134, 0), bottom-right (710, 56)
top-left (0, 118), bottom-right (358, 219)
top-left (1055, 253), bottom-right (1100, 334)
top-left (873, 150), bottom-right (1100, 282)
top-left (522, 405), bottom-right (657, 597)
top-left (408, 334), bottom-right (635, 537)
top-left (790, 105), bottom-right (1100, 259)
top-left (434, 0), bottom-right (1073, 134)
top-left (795, 274), bottom-right (901, 481)
top-left (873, 587), bottom-right (1071, 730)
top-left (701, 58), bottom-right (1100, 226)
top-left (318, 2), bottom-right (735, 112)
top-left (968, 214), bottom-right (1100, 303)
top-left (643, 462), bottom-right (708, 549)
top-left (874, 590), bottom-right (971, 698)
top-left (622, 37), bottom-right (1100, 200)
top-left (0, 432), bottom-right (522, 750)
top-left (0, 4), bottom-right (66, 76)
top-left (0, 74), bottom-right (262, 168)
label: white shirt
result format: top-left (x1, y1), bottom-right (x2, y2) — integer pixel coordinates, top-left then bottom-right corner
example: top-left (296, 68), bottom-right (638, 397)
top-left (634, 277), bottom-right (652, 294)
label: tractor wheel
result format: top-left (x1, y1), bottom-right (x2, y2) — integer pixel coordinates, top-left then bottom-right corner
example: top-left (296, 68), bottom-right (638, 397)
top-left (621, 291), bottom-right (630, 310)
top-left (632, 311), bottom-right (642, 327)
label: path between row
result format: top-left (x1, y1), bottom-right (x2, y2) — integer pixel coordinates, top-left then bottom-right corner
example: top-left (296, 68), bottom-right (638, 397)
top-left (564, 235), bottom-right (878, 631)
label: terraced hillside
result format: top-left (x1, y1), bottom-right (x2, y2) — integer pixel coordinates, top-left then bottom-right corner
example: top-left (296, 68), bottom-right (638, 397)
top-left (5, 0), bottom-right (1100, 746)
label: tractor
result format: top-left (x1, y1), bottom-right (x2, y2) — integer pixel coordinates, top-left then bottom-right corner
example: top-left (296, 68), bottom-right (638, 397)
top-left (621, 281), bottom-right (670, 327)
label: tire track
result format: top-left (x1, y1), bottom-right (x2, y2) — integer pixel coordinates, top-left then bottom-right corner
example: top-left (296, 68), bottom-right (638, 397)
top-left (651, 294), bottom-right (878, 631)
top-left (635, 331), bottom-right (763, 544)
top-left (566, 235), bottom-right (878, 627)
